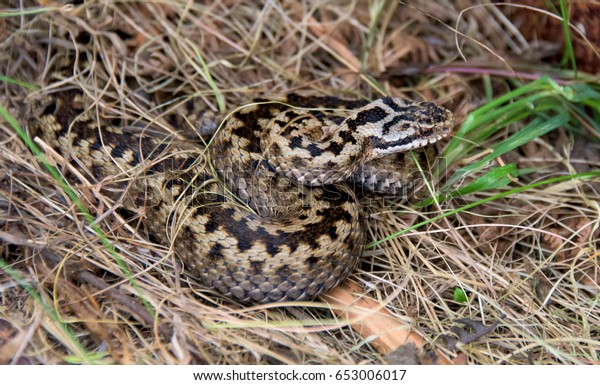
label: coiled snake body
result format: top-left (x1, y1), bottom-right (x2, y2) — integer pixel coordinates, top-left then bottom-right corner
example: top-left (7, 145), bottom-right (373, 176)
top-left (32, 92), bottom-right (454, 303)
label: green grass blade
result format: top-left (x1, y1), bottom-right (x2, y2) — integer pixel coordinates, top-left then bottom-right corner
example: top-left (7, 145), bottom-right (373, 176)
top-left (446, 112), bottom-right (571, 187)
top-left (186, 38), bottom-right (226, 112)
top-left (0, 258), bottom-right (98, 362)
top-left (416, 163), bottom-right (520, 207)
top-left (0, 75), bottom-right (39, 90)
top-left (368, 170), bottom-right (600, 249)
top-left (0, 5), bottom-right (70, 17)
top-left (558, 0), bottom-right (577, 74)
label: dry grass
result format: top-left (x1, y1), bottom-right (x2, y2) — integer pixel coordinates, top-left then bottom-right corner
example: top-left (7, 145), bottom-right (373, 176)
top-left (1, 0), bottom-right (599, 364)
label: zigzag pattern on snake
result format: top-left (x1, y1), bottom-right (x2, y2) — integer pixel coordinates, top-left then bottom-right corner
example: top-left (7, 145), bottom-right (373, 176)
top-left (30, 91), bottom-right (454, 303)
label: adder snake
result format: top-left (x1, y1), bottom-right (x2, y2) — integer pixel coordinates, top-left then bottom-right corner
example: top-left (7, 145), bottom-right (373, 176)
top-left (31, 91), bottom-right (454, 303)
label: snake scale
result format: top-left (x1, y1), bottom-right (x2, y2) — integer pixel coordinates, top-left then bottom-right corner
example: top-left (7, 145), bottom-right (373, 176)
top-left (31, 91), bottom-right (454, 303)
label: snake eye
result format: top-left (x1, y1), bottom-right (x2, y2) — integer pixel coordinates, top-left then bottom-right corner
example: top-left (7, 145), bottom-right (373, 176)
top-left (420, 127), bottom-right (431, 136)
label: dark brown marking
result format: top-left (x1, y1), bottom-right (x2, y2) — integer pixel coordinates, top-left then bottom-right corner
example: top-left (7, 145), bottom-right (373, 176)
top-left (381, 115), bottom-right (404, 135)
top-left (208, 243), bottom-right (225, 259)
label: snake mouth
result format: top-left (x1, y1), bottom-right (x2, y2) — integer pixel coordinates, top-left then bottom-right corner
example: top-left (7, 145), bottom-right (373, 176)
top-left (369, 130), bottom-right (450, 156)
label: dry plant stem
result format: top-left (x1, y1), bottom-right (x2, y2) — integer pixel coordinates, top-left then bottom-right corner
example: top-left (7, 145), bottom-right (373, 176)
top-left (306, 17), bottom-right (361, 71)
top-left (39, 250), bottom-right (172, 338)
top-left (323, 281), bottom-right (453, 365)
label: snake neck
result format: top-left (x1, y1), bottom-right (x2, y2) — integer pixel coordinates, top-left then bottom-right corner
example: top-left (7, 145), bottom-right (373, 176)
top-left (261, 97), bottom-right (455, 187)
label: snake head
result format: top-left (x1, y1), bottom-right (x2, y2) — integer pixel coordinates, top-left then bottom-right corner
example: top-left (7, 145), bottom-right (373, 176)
top-left (353, 97), bottom-right (455, 160)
